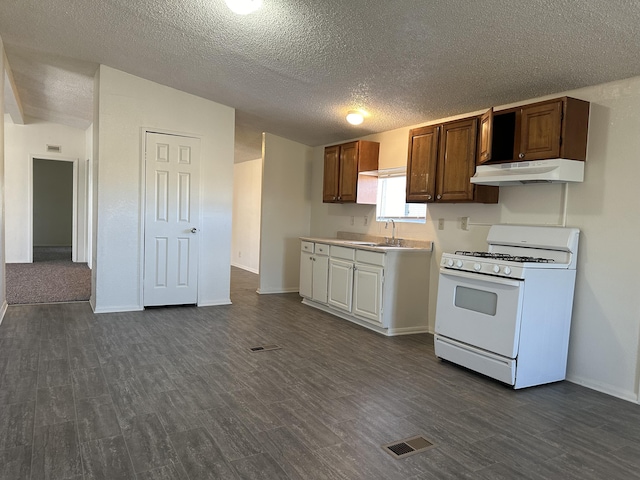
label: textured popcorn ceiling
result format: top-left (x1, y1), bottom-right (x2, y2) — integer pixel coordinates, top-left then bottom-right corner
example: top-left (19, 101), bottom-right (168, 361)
top-left (2, 0), bottom-right (640, 161)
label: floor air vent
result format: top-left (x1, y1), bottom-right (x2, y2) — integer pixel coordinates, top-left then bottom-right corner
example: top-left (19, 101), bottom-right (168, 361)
top-left (249, 344), bottom-right (282, 352)
top-left (382, 435), bottom-right (434, 459)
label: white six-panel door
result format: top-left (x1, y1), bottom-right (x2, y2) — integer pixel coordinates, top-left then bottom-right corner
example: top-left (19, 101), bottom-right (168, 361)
top-left (144, 132), bottom-right (201, 306)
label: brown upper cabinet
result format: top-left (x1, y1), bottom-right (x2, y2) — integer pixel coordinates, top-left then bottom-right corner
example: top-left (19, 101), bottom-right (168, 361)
top-left (478, 97), bottom-right (590, 165)
top-left (323, 140), bottom-right (379, 204)
top-left (406, 117), bottom-right (498, 204)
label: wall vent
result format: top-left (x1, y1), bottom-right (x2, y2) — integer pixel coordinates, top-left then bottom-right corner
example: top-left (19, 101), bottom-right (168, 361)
top-left (46, 144), bottom-right (62, 153)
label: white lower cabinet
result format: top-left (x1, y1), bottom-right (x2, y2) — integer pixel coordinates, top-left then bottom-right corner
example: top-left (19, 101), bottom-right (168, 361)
top-left (299, 252), bottom-right (314, 298)
top-left (353, 263), bottom-right (384, 325)
top-left (328, 258), bottom-right (354, 312)
top-left (299, 242), bottom-right (329, 303)
top-left (311, 254), bottom-right (329, 303)
top-left (300, 239), bottom-right (430, 336)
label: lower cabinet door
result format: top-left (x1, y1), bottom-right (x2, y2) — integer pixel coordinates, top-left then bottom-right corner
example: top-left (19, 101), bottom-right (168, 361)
top-left (299, 252), bottom-right (313, 298)
top-left (328, 259), bottom-right (353, 312)
top-left (312, 255), bottom-right (329, 303)
top-left (353, 263), bottom-right (384, 324)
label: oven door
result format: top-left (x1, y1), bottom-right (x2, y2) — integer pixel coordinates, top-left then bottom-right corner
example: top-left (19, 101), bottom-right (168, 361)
top-left (435, 268), bottom-right (525, 358)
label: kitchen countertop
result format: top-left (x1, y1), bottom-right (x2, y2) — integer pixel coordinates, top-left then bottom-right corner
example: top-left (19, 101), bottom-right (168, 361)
top-left (300, 234), bottom-right (432, 253)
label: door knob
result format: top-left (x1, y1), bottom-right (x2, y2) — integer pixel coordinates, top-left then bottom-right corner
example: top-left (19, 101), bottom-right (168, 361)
top-left (190, 227), bottom-right (198, 233)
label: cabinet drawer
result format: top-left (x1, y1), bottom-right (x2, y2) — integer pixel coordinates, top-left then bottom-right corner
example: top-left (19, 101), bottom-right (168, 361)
top-left (355, 250), bottom-right (385, 267)
top-left (330, 246), bottom-right (355, 261)
top-left (301, 241), bottom-right (314, 253)
top-left (315, 244), bottom-right (330, 256)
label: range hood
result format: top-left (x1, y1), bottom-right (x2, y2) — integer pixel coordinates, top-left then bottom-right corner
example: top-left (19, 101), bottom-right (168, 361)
top-left (471, 159), bottom-right (585, 186)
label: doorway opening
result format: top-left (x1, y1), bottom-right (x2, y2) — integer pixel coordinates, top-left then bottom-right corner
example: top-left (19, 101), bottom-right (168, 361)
top-left (32, 158), bottom-right (74, 262)
top-left (4, 156), bottom-right (91, 305)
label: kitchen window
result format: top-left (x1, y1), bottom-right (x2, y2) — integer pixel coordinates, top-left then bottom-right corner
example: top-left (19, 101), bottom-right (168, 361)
top-left (376, 168), bottom-right (426, 223)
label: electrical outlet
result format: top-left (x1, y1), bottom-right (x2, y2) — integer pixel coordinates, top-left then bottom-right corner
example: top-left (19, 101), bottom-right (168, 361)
top-left (350, 216), bottom-right (354, 226)
top-left (460, 217), bottom-right (469, 231)
top-left (364, 216), bottom-right (369, 226)
top-left (438, 218), bottom-right (445, 230)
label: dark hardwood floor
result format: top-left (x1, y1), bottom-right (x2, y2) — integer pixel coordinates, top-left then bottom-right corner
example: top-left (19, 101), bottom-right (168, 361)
top-left (1, 266), bottom-right (639, 479)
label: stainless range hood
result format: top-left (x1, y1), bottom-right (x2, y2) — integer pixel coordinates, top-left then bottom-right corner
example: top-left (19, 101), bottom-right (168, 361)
top-left (471, 159), bottom-right (585, 186)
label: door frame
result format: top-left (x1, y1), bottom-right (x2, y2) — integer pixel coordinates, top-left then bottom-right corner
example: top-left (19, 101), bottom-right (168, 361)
top-left (29, 155), bottom-right (79, 263)
top-left (139, 127), bottom-right (204, 308)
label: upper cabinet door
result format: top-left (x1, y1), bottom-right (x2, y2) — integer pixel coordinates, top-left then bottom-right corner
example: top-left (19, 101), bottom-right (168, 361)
top-left (437, 117), bottom-right (478, 202)
top-left (519, 100), bottom-right (562, 160)
top-left (406, 125), bottom-right (439, 203)
top-left (338, 141), bottom-right (359, 202)
top-left (323, 145), bottom-right (340, 202)
top-left (477, 108), bottom-right (493, 165)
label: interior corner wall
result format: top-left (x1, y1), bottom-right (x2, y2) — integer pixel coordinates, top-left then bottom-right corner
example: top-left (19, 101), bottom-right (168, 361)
top-left (90, 71), bottom-right (99, 312)
top-left (232, 158), bottom-right (262, 274)
top-left (0, 36), bottom-right (7, 319)
top-left (4, 121), bottom-right (87, 263)
top-left (85, 124), bottom-right (93, 270)
top-left (258, 133), bottom-right (312, 294)
top-left (94, 65), bottom-right (235, 312)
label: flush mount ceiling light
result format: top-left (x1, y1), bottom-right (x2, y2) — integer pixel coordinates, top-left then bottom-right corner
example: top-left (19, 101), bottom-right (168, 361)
top-left (225, 0), bottom-right (262, 15)
top-left (346, 110), bottom-right (365, 125)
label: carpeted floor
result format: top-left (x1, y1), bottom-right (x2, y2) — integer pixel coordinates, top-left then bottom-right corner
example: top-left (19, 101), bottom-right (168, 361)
top-left (5, 247), bottom-right (91, 304)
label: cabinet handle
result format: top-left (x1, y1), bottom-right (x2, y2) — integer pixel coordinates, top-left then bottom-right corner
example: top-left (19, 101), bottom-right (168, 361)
top-left (437, 195), bottom-right (442, 200)
top-left (519, 153), bottom-right (525, 159)
top-left (337, 196), bottom-right (341, 200)
top-left (332, 196), bottom-right (336, 200)
top-left (426, 194), bottom-right (432, 200)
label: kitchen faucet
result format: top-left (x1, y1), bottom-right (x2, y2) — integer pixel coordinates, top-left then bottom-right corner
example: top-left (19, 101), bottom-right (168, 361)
top-left (385, 219), bottom-right (396, 245)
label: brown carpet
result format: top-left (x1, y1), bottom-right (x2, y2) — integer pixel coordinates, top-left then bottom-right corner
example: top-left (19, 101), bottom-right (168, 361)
top-left (6, 247), bottom-right (91, 304)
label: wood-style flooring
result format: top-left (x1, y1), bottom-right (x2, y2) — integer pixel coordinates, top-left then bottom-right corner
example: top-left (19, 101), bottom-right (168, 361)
top-left (1, 267), bottom-right (639, 479)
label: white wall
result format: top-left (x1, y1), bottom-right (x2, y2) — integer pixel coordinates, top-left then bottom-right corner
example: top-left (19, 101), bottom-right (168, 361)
top-left (232, 158), bottom-right (262, 274)
top-left (4, 120), bottom-right (87, 262)
top-left (0, 37), bottom-right (7, 319)
top-left (309, 76), bottom-right (640, 402)
top-left (93, 65), bottom-right (235, 312)
top-left (258, 133), bottom-right (312, 294)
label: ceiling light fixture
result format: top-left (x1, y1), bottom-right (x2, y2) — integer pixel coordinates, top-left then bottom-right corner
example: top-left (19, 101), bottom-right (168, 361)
top-left (346, 110), bottom-right (365, 125)
top-left (225, 0), bottom-right (262, 15)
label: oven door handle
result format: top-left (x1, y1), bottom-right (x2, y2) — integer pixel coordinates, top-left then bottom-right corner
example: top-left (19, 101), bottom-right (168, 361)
top-left (439, 268), bottom-right (522, 287)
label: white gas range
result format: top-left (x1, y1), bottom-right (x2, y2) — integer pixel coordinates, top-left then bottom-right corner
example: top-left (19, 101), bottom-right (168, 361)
top-left (434, 224), bottom-right (580, 389)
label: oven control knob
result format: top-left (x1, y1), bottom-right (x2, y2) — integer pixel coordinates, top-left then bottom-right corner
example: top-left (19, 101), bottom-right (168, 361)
top-left (504, 266), bottom-right (512, 275)
top-left (455, 260), bottom-right (463, 268)
top-left (474, 263), bottom-right (481, 271)
top-left (493, 265), bottom-right (501, 274)
top-left (446, 259), bottom-right (454, 267)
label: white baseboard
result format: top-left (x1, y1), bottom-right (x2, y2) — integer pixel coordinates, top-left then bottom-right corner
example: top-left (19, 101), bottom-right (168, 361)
top-left (256, 287), bottom-right (299, 294)
top-left (92, 304), bottom-right (145, 314)
top-left (230, 263), bottom-right (259, 274)
top-left (197, 299), bottom-right (232, 307)
top-left (566, 373), bottom-right (639, 404)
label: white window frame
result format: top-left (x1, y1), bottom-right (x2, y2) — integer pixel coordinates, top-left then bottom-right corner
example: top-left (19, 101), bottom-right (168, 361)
top-left (375, 168), bottom-right (426, 224)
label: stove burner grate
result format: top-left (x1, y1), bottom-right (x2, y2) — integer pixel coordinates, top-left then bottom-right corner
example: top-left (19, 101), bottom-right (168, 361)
top-left (454, 251), bottom-right (555, 263)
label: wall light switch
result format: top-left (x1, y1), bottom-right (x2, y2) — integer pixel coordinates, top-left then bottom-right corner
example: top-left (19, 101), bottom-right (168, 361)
top-left (350, 216), bottom-right (355, 225)
top-left (461, 217), bottom-right (469, 231)
top-left (364, 216), bottom-right (369, 226)
top-left (438, 218), bottom-right (445, 230)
